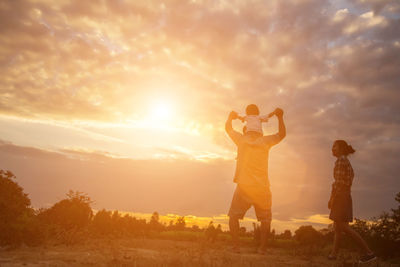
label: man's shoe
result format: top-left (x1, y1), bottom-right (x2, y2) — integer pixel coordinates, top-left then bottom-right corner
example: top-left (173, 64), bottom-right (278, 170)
top-left (359, 253), bottom-right (376, 263)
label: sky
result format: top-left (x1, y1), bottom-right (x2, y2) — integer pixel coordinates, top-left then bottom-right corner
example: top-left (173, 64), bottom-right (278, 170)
top-left (0, 0), bottom-right (399, 232)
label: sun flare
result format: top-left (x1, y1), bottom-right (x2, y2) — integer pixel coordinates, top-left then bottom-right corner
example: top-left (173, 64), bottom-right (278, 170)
top-left (150, 100), bottom-right (174, 121)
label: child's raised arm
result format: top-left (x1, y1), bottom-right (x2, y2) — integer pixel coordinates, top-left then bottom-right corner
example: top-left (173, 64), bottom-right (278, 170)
top-left (259, 112), bottom-right (274, 122)
top-left (237, 114), bottom-right (245, 122)
top-left (267, 110), bottom-right (275, 118)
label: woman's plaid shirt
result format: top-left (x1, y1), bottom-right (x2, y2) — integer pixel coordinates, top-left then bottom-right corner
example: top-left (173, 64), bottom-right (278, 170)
top-left (331, 155), bottom-right (354, 199)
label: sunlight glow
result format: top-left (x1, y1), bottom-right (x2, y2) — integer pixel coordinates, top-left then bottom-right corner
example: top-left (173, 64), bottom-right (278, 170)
top-left (150, 100), bottom-right (174, 121)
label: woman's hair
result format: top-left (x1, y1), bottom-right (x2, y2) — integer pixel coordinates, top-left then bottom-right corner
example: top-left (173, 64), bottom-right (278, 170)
top-left (334, 140), bottom-right (356, 156)
top-left (246, 104), bottom-right (260, 115)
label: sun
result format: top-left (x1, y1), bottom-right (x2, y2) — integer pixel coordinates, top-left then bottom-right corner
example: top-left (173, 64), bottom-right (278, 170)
top-left (150, 100), bottom-right (174, 121)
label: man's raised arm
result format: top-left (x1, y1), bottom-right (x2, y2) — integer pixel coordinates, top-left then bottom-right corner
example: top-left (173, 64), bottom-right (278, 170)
top-left (275, 108), bottom-right (286, 142)
top-left (225, 111), bottom-right (242, 146)
top-left (263, 108), bottom-right (286, 145)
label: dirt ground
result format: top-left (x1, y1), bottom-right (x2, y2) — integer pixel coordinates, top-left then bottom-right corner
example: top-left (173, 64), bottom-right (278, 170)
top-left (0, 238), bottom-right (390, 267)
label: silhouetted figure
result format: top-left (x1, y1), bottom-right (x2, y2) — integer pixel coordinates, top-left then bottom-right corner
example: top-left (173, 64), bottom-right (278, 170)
top-left (328, 140), bottom-right (376, 263)
top-left (225, 106), bottom-right (286, 254)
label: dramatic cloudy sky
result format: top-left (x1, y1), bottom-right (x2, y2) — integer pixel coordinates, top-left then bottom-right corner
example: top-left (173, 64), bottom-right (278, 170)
top-left (0, 0), bottom-right (399, 231)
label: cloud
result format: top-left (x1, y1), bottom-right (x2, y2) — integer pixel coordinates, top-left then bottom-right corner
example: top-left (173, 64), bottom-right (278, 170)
top-left (348, 0), bottom-right (400, 16)
top-left (1, 0), bottom-right (398, 126)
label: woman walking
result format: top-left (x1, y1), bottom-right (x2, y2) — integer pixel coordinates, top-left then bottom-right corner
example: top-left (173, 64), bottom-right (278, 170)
top-left (328, 140), bottom-right (376, 263)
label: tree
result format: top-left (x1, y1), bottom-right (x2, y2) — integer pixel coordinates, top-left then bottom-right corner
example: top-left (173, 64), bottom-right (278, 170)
top-left (150, 212), bottom-right (159, 224)
top-left (149, 211), bottom-right (163, 232)
top-left (0, 170), bottom-right (30, 224)
top-left (279, 229), bottom-right (292, 240)
top-left (0, 170), bottom-right (32, 245)
top-left (391, 192), bottom-right (400, 236)
top-left (121, 214), bottom-right (147, 236)
top-left (205, 221), bottom-right (216, 241)
top-left (175, 216), bottom-right (186, 231)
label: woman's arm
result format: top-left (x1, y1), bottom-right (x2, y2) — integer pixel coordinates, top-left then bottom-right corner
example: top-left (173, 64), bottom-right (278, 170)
top-left (329, 159), bottom-right (340, 209)
top-left (328, 184), bottom-right (336, 209)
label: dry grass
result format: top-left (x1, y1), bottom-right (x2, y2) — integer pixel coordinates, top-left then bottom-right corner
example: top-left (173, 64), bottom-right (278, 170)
top-left (0, 238), bottom-right (395, 267)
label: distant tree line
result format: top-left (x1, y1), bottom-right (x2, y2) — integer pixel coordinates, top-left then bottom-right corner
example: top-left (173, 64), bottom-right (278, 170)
top-left (1, 169), bottom-right (399, 259)
top-left (0, 170), bottom-right (224, 246)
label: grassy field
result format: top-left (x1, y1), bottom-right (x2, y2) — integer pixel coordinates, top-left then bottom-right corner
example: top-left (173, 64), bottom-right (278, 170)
top-left (0, 237), bottom-right (396, 267)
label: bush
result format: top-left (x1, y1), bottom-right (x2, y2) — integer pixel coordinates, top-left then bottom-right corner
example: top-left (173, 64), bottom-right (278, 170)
top-left (205, 221), bottom-right (222, 242)
top-left (38, 190), bottom-right (93, 230)
top-left (294, 225), bottom-right (323, 246)
top-left (346, 192), bottom-right (400, 259)
top-left (19, 210), bottom-right (46, 246)
top-left (38, 190), bottom-right (93, 244)
top-left (91, 209), bottom-right (149, 238)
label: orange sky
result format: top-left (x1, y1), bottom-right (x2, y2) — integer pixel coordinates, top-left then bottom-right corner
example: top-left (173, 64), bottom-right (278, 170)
top-left (0, 0), bottom-right (399, 232)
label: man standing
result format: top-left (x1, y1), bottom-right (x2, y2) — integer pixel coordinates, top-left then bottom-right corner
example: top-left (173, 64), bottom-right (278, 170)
top-left (225, 106), bottom-right (286, 254)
